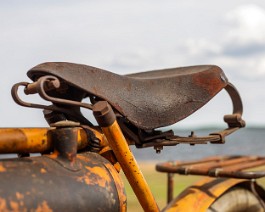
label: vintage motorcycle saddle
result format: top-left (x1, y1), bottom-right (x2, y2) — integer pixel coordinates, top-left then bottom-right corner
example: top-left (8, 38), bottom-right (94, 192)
top-left (28, 62), bottom-right (228, 130)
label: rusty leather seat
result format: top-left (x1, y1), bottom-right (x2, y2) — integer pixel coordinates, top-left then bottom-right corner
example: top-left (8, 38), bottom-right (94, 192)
top-left (28, 62), bottom-right (228, 130)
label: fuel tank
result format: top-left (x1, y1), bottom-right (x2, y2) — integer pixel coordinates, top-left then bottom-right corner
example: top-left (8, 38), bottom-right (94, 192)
top-left (0, 152), bottom-right (126, 211)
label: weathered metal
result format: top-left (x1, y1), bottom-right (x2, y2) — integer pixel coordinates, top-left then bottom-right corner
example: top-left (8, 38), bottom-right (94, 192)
top-left (156, 155), bottom-right (265, 179)
top-left (6, 61), bottom-right (265, 211)
top-left (27, 62), bottom-right (228, 130)
top-left (12, 63), bottom-right (246, 149)
top-left (93, 101), bottom-right (160, 212)
top-left (0, 124), bottom-right (126, 211)
top-left (0, 128), bottom-right (89, 154)
top-left (24, 75), bottom-right (60, 95)
top-left (156, 155), bottom-right (265, 205)
top-left (167, 173), bottom-right (174, 204)
top-left (0, 153), bottom-right (126, 211)
top-left (163, 177), bottom-right (262, 212)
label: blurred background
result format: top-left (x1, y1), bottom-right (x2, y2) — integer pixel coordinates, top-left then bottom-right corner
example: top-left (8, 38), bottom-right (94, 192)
top-left (0, 1), bottom-right (265, 161)
top-left (1, 2), bottom-right (265, 210)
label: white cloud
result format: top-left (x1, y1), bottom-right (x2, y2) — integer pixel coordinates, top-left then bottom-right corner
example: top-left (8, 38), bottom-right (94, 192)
top-left (176, 4), bottom-right (265, 79)
top-left (1, 1), bottom-right (265, 127)
top-left (221, 5), bottom-right (265, 78)
top-left (225, 4), bottom-right (265, 44)
top-left (182, 39), bottom-right (222, 56)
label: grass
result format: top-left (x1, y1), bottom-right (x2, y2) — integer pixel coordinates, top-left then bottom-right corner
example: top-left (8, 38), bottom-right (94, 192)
top-left (120, 162), bottom-right (202, 212)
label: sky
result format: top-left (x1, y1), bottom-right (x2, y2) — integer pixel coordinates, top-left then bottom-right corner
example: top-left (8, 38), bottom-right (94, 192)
top-left (0, 1), bottom-right (265, 129)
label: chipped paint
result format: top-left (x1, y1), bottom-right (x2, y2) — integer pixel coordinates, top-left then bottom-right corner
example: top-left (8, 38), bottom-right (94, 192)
top-left (10, 201), bottom-right (19, 211)
top-left (0, 152), bottom-right (124, 211)
top-left (0, 198), bottom-right (7, 211)
top-left (164, 177), bottom-right (247, 212)
top-left (35, 201), bottom-right (52, 212)
top-left (85, 166), bottom-right (111, 187)
top-left (104, 163), bottom-right (127, 212)
top-left (101, 119), bottom-right (159, 212)
top-left (15, 192), bottom-right (24, 200)
top-left (40, 168), bottom-right (47, 174)
top-left (0, 164), bottom-right (6, 172)
top-left (0, 127), bottom-right (103, 155)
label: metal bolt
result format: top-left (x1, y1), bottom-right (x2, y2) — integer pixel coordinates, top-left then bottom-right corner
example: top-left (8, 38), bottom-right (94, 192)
top-left (154, 146), bottom-right (163, 154)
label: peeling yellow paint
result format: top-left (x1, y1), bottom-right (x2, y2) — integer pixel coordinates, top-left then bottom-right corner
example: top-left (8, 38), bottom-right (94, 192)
top-left (85, 166), bottom-right (111, 187)
top-left (0, 197), bottom-right (7, 211)
top-left (40, 168), bottom-right (47, 174)
top-left (10, 201), bottom-right (19, 211)
top-left (76, 166), bottom-right (111, 188)
top-left (16, 192), bottom-right (24, 200)
top-left (76, 175), bottom-right (92, 185)
top-left (19, 201), bottom-right (24, 207)
top-left (35, 201), bottom-right (52, 212)
top-left (0, 165), bottom-right (6, 172)
top-left (102, 121), bottom-right (160, 211)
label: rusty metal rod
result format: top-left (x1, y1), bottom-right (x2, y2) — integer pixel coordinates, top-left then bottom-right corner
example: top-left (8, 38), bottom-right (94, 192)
top-left (156, 156), bottom-right (237, 173)
top-left (182, 158), bottom-right (265, 177)
top-left (184, 156), bottom-right (256, 168)
top-left (222, 158), bottom-right (265, 171)
top-left (167, 173), bottom-right (174, 203)
top-left (208, 170), bottom-right (265, 179)
top-left (157, 156), bottom-right (265, 179)
top-left (157, 156), bottom-right (260, 174)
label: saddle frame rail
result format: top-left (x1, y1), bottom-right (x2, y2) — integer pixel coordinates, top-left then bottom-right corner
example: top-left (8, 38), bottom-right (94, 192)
top-left (12, 76), bottom-right (245, 148)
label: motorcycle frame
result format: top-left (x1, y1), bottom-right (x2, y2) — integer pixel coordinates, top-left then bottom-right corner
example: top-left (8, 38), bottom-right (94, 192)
top-left (0, 102), bottom-right (263, 211)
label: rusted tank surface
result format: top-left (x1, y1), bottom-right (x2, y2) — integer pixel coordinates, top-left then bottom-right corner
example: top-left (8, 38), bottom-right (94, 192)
top-left (0, 152), bottom-right (126, 211)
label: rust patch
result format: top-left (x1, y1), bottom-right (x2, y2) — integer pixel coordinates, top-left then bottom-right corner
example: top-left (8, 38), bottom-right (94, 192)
top-left (193, 69), bottom-right (226, 96)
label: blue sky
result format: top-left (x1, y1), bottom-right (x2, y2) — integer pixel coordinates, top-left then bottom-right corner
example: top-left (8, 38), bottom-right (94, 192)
top-left (0, 1), bottom-right (265, 128)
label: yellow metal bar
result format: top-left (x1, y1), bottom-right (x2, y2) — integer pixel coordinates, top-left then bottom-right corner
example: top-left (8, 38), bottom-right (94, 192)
top-left (101, 120), bottom-right (160, 212)
top-left (0, 127), bottom-right (121, 172)
top-left (0, 127), bottom-right (100, 154)
top-left (0, 128), bottom-right (51, 153)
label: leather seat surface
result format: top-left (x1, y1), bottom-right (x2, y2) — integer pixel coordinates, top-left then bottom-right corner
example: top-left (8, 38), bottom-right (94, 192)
top-left (28, 62), bottom-right (228, 129)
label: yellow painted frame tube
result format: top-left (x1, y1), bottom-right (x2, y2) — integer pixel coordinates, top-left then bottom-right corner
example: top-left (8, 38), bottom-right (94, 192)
top-left (164, 177), bottom-right (247, 212)
top-left (93, 101), bottom-right (160, 212)
top-left (0, 127), bottom-right (102, 154)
